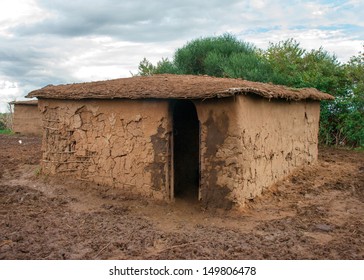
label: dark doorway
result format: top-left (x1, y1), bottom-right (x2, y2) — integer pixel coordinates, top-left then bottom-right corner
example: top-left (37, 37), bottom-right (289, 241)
top-left (173, 100), bottom-right (200, 201)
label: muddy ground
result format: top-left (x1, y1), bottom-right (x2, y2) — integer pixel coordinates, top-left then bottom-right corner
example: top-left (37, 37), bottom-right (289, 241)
top-left (0, 134), bottom-right (363, 260)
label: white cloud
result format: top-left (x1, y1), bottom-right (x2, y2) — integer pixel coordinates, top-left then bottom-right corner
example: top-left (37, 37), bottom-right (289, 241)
top-left (0, 0), bottom-right (50, 37)
top-left (0, 79), bottom-right (22, 112)
top-left (249, 0), bottom-right (266, 9)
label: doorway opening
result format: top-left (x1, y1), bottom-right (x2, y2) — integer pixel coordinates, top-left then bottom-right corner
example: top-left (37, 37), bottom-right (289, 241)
top-left (172, 100), bottom-right (200, 201)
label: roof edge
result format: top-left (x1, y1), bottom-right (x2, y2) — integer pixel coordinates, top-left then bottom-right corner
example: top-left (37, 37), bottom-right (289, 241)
top-left (9, 100), bottom-right (38, 105)
top-left (26, 74), bottom-right (335, 101)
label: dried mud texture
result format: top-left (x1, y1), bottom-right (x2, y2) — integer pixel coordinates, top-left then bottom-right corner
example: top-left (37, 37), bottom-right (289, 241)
top-left (0, 135), bottom-right (41, 179)
top-left (27, 74), bottom-right (334, 101)
top-left (195, 97), bottom-right (320, 209)
top-left (0, 134), bottom-right (363, 260)
top-left (234, 98), bottom-right (320, 206)
top-left (39, 99), bottom-right (170, 200)
top-left (39, 96), bottom-right (321, 208)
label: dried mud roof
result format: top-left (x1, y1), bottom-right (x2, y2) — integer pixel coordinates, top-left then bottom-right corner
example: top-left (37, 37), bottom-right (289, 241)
top-left (9, 100), bottom-right (38, 106)
top-left (26, 74), bottom-right (334, 101)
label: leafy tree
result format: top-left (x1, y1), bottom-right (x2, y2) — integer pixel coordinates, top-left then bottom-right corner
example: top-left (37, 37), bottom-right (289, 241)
top-left (173, 34), bottom-right (272, 81)
top-left (137, 34), bottom-right (272, 81)
top-left (137, 57), bottom-right (178, 76)
top-left (173, 34), bottom-right (253, 75)
top-left (307, 47), bottom-right (363, 147)
top-left (222, 52), bottom-right (273, 82)
top-left (339, 47), bottom-right (364, 147)
top-left (264, 39), bottom-right (346, 91)
top-left (137, 58), bottom-right (156, 76)
top-left (154, 58), bottom-right (179, 74)
top-left (265, 39), bottom-right (306, 86)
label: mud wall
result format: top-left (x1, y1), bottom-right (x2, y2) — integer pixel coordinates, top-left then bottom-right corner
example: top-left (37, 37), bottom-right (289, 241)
top-left (38, 99), bottom-right (170, 200)
top-left (235, 95), bottom-right (320, 207)
top-left (194, 95), bottom-right (320, 209)
top-left (194, 98), bottom-right (242, 209)
top-left (38, 96), bottom-right (320, 208)
top-left (12, 104), bottom-right (42, 135)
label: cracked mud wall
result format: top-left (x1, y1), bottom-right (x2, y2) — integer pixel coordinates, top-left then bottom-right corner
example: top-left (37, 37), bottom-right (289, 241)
top-left (195, 95), bottom-right (320, 209)
top-left (12, 104), bottom-right (42, 135)
top-left (38, 99), bottom-right (170, 200)
top-left (235, 95), bottom-right (320, 207)
top-left (37, 96), bottom-right (320, 208)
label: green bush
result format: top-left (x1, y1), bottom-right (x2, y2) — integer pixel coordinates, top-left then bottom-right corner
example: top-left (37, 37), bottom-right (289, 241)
top-left (223, 52), bottom-right (273, 82)
top-left (0, 114), bottom-right (8, 130)
top-left (0, 120), bottom-right (5, 130)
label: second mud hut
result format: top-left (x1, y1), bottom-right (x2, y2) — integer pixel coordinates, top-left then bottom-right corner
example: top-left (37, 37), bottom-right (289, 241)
top-left (9, 100), bottom-right (42, 135)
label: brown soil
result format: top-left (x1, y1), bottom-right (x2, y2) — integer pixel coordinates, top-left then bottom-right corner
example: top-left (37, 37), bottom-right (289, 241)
top-left (0, 134), bottom-right (363, 260)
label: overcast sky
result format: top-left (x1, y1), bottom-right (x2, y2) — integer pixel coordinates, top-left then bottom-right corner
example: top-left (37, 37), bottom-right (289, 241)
top-left (1, 0), bottom-right (363, 112)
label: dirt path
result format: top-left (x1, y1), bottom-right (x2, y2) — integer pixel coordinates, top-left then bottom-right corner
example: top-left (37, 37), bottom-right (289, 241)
top-left (0, 134), bottom-right (363, 259)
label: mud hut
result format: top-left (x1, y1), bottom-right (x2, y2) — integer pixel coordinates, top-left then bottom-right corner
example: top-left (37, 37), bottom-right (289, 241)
top-left (10, 100), bottom-right (42, 135)
top-left (26, 74), bottom-right (333, 209)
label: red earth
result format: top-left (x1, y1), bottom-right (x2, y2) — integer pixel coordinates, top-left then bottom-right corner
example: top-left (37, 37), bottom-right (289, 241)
top-left (0, 134), bottom-right (363, 259)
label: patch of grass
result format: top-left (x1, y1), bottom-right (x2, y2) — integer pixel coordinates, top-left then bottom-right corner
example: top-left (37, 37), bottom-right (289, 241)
top-left (353, 146), bottom-right (364, 152)
top-left (34, 166), bottom-right (42, 177)
top-left (0, 129), bottom-right (13, 135)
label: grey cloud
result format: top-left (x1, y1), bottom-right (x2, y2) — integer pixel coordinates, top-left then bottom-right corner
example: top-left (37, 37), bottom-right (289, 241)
top-left (0, 36), bottom-right (78, 91)
top-left (12, 0), bottom-right (241, 42)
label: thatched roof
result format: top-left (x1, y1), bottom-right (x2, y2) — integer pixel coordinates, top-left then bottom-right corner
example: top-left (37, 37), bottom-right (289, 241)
top-left (9, 100), bottom-right (38, 106)
top-left (26, 74), bottom-right (334, 101)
